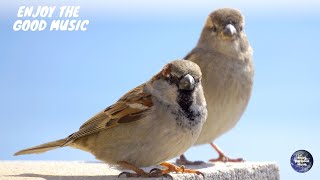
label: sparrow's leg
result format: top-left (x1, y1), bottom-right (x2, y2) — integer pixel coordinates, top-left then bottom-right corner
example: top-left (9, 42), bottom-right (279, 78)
top-left (209, 142), bottom-right (244, 162)
top-left (117, 161), bottom-right (149, 177)
top-left (176, 154), bottom-right (205, 165)
top-left (150, 162), bottom-right (204, 177)
top-left (117, 161), bottom-right (172, 178)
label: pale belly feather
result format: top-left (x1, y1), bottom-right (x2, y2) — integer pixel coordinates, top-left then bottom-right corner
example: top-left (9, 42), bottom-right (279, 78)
top-left (193, 57), bottom-right (253, 145)
top-left (72, 103), bottom-right (204, 167)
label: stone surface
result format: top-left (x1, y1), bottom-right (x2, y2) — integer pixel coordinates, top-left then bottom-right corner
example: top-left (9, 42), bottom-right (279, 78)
top-left (0, 161), bottom-right (280, 180)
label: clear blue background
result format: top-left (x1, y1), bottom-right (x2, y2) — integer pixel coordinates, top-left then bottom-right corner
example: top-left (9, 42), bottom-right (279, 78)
top-left (1, 1), bottom-right (319, 179)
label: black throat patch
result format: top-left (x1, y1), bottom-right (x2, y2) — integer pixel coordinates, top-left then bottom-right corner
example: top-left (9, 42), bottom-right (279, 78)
top-left (177, 89), bottom-right (196, 121)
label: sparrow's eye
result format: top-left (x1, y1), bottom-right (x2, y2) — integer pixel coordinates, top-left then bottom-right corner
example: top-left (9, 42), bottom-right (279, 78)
top-left (239, 26), bottom-right (243, 31)
top-left (212, 25), bottom-right (217, 32)
top-left (166, 74), bottom-right (179, 85)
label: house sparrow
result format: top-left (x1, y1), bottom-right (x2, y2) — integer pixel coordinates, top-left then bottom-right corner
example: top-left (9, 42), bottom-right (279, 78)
top-left (14, 60), bottom-right (207, 178)
top-left (177, 8), bottom-right (254, 164)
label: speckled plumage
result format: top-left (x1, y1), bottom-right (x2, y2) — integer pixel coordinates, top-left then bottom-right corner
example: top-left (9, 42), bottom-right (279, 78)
top-left (185, 8), bottom-right (254, 145)
top-left (15, 60), bottom-right (207, 168)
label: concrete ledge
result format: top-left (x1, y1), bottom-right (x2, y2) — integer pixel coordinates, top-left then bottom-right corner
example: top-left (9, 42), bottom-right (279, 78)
top-left (0, 161), bottom-right (279, 180)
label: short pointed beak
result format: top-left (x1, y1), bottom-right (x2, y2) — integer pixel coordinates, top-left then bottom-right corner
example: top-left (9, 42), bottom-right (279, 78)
top-left (223, 24), bottom-right (237, 37)
top-left (178, 74), bottom-right (195, 91)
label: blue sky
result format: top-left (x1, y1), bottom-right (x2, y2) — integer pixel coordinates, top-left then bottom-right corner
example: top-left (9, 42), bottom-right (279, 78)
top-left (1, 1), bottom-right (320, 179)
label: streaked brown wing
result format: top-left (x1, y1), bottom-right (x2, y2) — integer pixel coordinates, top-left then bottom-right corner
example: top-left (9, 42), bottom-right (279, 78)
top-left (65, 84), bottom-right (153, 143)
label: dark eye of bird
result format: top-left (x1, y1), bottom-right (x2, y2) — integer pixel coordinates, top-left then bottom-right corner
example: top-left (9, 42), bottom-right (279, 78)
top-left (239, 26), bottom-right (243, 31)
top-left (167, 74), bottom-right (179, 85)
top-left (212, 25), bottom-right (217, 32)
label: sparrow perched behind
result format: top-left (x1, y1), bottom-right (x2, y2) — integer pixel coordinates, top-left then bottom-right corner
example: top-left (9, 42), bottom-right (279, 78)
top-left (177, 8), bottom-right (254, 164)
top-left (14, 60), bottom-right (207, 177)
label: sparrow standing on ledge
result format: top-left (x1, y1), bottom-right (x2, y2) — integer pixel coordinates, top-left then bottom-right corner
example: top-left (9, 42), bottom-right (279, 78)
top-left (177, 8), bottom-right (254, 164)
top-left (15, 60), bottom-right (207, 178)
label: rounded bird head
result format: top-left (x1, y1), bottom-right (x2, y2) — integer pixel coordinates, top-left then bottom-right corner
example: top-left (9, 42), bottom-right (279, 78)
top-left (147, 60), bottom-right (204, 106)
top-left (198, 8), bottom-right (251, 57)
top-left (208, 8), bottom-right (244, 41)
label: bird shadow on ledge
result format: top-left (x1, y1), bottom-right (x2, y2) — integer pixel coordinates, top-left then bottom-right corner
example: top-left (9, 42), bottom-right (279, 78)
top-left (7, 174), bottom-right (121, 180)
top-left (7, 163), bottom-right (214, 180)
top-left (7, 173), bottom-right (178, 180)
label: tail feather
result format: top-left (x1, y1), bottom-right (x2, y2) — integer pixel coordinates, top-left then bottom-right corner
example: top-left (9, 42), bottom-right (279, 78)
top-left (14, 138), bottom-right (68, 156)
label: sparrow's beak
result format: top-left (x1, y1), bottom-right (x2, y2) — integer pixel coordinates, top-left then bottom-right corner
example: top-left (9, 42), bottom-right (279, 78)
top-left (222, 24), bottom-right (237, 38)
top-left (179, 74), bottom-right (195, 91)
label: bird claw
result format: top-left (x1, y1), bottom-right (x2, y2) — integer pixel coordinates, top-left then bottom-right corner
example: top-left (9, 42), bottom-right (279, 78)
top-left (149, 168), bottom-right (163, 176)
top-left (160, 162), bottom-right (204, 178)
top-left (195, 170), bottom-right (205, 178)
top-left (149, 168), bottom-right (173, 179)
top-left (209, 155), bottom-right (244, 163)
top-left (209, 143), bottom-right (245, 163)
top-left (118, 168), bottom-right (174, 179)
top-left (118, 171), bottom-right (141, 178)
top-left (182, 168), bottom-right (204, 178)
top-left (117, 161), bottom-right (203, 178)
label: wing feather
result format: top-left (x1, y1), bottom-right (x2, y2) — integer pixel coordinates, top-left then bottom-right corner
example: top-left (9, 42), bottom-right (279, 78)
top-left (64, 84), bottom-right (153, 143)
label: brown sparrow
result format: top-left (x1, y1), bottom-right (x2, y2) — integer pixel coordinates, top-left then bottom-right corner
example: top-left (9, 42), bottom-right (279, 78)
top-left (15, 60), bottom-right (207, 178)
top-left (177, 8), bottom-right (254, 164)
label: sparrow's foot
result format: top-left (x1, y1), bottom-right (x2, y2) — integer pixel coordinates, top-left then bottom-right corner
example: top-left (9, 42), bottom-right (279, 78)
top-left (118, 171), bottom-right (143, 178)
top-left (209, 143), bottom-right (244, 163)
top-left (149, 168), bottom-right (173, 179)
top-left (176, 154), bottom-right (205, 165)
top-left (117, 161), bottom-right (172, 178)
top-left (117, 161), bottom-right (204, 178)
top-left (159, 162), bottom-right (204, 177)
top-left (117, 161), bottom-right (149, 178)
top-left (209, 155), bottom-right (244, 162)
